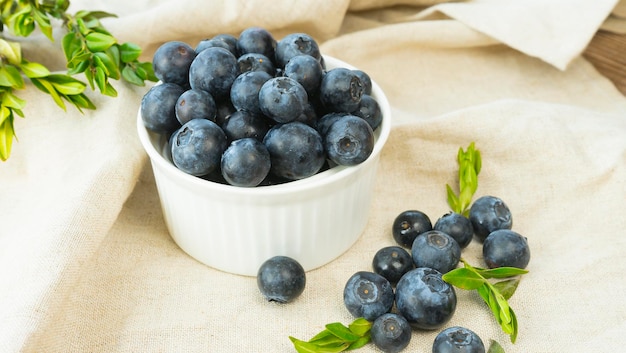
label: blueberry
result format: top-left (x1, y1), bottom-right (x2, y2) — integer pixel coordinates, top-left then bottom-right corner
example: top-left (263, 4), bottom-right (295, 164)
top-left (372, 246), bottom-right (414, 284)
top-left (343, 271), bottom-right (394, 321)
top-left (370, 313), bottom-right (412, 353)
top-left (395, 267), bottom-right (457, 330)
top-left (215, 100), bottom-right (236, 127)
top-left (352, 94), bottom-right (382, 131)
top-left (284, 54), bottom-right (323, 95)
top-left (196, 33), bottom-right (238, 56)
top-left (434, 212), bottom-right (474, 249)
top-left (469, 195), bottom-right (513, 242)
top-left (324, 115), bottom-right (374, 166)
top-left (175, 88), bottom-right (217, 125)
top-left (320, 67), bottom-right (364, 113)
top-left (352, 69), bottom-right (372, 95)
top-left (170, 119), bottom-right (227, 176)
top-left (189, 47), bottom-right (238, 100)
top-left (293, 101), bottom-right (318, 127)
top-left (275, 32), bottom-right (321, 68)
top-left (316, 112), bottom-right (349, 137)
top-left (237, 53), bottom-right (276, 76)
top-left (483, 229), bottom-right (530, 269)
top-left (411, 230), bottom-right (461, 274)
top-left (392, 210), bottom-right (433, 248)
top-left (263, 122), bottom-right (325, 180)
top-left (140, 83), bottom-right (185, 134)
top-left (432, 326), bottom-right (485, 353)
top-left (221, 138), bottom-right (271, 187)
top-left (257, 255), bottom-right (306, 303)
top-left (221, 110), bottom-right (271, 142)
top-left (237, 27), bottom-right (276, 60)
top-left (230, 70), bottom-right (273, 115)
top-left (152, 41), bottom-right (196, 87)
top-left (258, 76), bottom-right (308, 124)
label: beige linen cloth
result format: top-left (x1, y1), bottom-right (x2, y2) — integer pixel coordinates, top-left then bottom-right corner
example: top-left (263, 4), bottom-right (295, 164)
top-left (2, 0), bottom-right (625, 352)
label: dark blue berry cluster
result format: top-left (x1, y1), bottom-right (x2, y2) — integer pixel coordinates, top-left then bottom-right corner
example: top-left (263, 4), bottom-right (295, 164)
top-left (140, 27), bottom-right (383, 187)
top-left (339, 196), bottom-right (529, 352)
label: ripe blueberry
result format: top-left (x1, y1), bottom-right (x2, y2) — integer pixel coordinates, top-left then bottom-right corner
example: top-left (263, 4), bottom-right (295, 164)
top-left (258, 76), bottom-right (308, 123)
top-left (372, 246), bottom-right (414, 284)
top-left (170, 119), bottom-right (227, 176)
top-left (395, 267), bottom-right (457, 330)
top-left (343, 271), bottom-right (394, 321)
top-left (257, 256), bottom-right (306, 303)
top-left (263, 122), bottom-right (325, 180)
top-left (175, 88), bottom-right (217, 125)
top-left (275, 32), bottom-right (321, 68)
top-left (469, 195), bottom-right (513, 242)
top-left (320, 67), bottom-right (364, 112)
top-left (221, 138), bottom-right (271, 187)
top-left (411, 230), bottom-right (461, 274)
top-left (370, 313), bottom-right (412, 353)
top-left (141, 83), bottom-right (185, 134)
top-left (392, 210), bottom-right (433, 248)
top-left (483, 229), bottom-right (530, 269)
top-left (152, 41), bottom-right (196, 87)
top-left (324, 115), bottom-right (374, 166)
top-left (432, 326), bottom-right (485, 353)
top-left (434, 212), bottom-right (474, 249)
top-left (189, 47), bottom-right (238, 100)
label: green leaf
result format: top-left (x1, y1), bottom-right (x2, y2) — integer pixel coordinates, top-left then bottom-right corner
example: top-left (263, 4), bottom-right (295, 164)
top-left (346, 334), bottom-right (370, 350)
top-left (325, 323), bottom-right (361, 342)
top-left (66, 93), bottom-right (96, 111)
top-left (347, 318), bottom-right (371, 337)
top-left (487, 339), bottom-right (506, 353)
top-left (0, 66), bottom-right (25, 89)
top-left (0, 39), bottom-right (23, 65)
top-left (119, 42), bottom-right (142, 63)
top-left (122, 65), bottom-right (144, 86)
top-left (446, 184), bottom-right (460, 214)
top-left (46, 74), bottom-right (86, 95)
top-left (30, 77), bottom-right (66, 110)
top-left (449, 260), bottom-right (523, 344)
top-left (94, 66), bottom-right (107, 92)
top-left (103, 82), bottom-right (118, 97)
top-left (85, 32), bottom-right (116, 52)
top-left (138, 61), bottom-right (158, 82)
top-left (290, 337), bottom-right (350, 353)
top-left (1, 91), bottom-right (26, 110)
top-left (75, 10), bottom-right (117, 20)
top-left (445, 142), bottom-right (481, 215)
top-left (474, 267), bottom-right (529, 280)
top-left (309, 330), bottom-right (345, 347)
top-left (94, 51), bottom-right (119, 79)
top-left (0, 112), bottom-right (16, 161)
top-left (62, 32), bottom-right (83, 62)
top-left (32, 9), bottom-right (53, 41)
top-left (20, 61), bottom-right (51, 78)
top-left (442, 267), bottom-right (486, 290)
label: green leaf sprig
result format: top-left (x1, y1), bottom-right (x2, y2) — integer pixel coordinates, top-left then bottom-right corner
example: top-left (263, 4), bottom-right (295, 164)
top-left (442, 259), bottom-right (528, 343)
top-left (446, 142), bottom-right (482, 216)
top-left (289, 318), bottom-right (372, 353)
top-left (0, 0), bottom-right (157, 161)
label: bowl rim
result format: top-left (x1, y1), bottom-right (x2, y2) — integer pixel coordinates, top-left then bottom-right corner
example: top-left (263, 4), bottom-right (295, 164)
top-left (136, 55), bottom-right (392, 197)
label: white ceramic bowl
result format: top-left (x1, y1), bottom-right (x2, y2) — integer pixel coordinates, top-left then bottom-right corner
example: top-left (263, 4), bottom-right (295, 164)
top-left (137, 56), bottom-right (391, 276)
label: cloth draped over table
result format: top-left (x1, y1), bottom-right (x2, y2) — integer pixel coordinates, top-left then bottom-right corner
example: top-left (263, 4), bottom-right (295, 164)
top-left (1, 0), bottom-right (625, 352)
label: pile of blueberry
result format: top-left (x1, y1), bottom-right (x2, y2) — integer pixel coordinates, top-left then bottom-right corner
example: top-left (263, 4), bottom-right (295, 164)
top-left (140, 27), bottom-right (383, 187)
top-left (342, 195), bottom-right (530, 352)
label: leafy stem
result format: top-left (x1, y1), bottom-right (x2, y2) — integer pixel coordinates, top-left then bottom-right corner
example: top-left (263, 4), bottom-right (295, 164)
top-left (0, 0), bottom-right (157, 161)
top-left (289, 318), bottom-right (372, 353)
top-left (442, 259), bottom-right (528, 343)
top-left (446, 142), bottom-right (481, 216)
